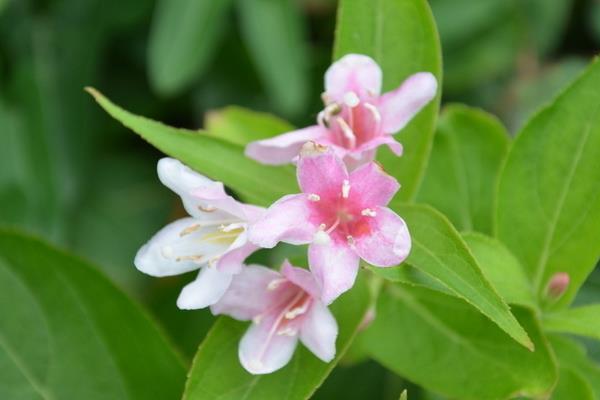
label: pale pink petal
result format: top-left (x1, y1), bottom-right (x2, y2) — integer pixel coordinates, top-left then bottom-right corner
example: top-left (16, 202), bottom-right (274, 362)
top-left (354, 135), bottom-right (403, 157)
top-left (238, 318), bottom-right (298, 375)
top-left (379, 72), bottom-right (437, 133)
top-left (308, 242), bottom-right (360, 304)
top-left (354, 207), bottom-right (411, 267)
top-left (176, 267), bottom-right (233, 310)
top-left (211, 265), bottom-right (280, 320)
top-left (297, 145), bottom-right (348, 198)
top-left (241, 204), bottom-right (266, 223)
top-left (217, 241), bottom-right (258, 274)
top-left (300, 301), bottom-right (338, 362)
top-left (248, 194), bottom-right (317, 248)
top-left (134, 217), bottom-right (204, 277)
top-left (245, 125), bottom-right (326, 165)
top-left (325, 54), bottom-right (382, 101)
top-left (281, 260), bottom-right (320, 299)
top-left (349, 162), bottom-right (399, 207)
top-left (191, 183), bottom-right (249, 220)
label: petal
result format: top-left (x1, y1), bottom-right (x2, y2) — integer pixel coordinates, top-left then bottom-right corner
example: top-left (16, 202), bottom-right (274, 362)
top-left (176, 267), bottom-right (233, 310)
top-left (248, 194), bottom-right (317, 248)
top-left (281, 260), bottom-right (320, 299)
top-left (238, 319), bottom-right (298, 375)
top-left (245, 125), bottom-right (327, 165)
top-left (211, 265), bottom-right (281, 320)
top-left (325, 54), bottom-right (382, 101)
top-left (217, 241), bottom-right (259, 274)
top-left (134, 217), bottom-right (203, 277)
top-left (300, 301), bottom-right (338, 362)
top-left (349, 162), bottom-right (399, 208)
top-left (308, 242), bottom-right (360, 305)
top-left (354, 207), bottom-right (411, 267)
top-left (297, 144), bottom-right (349, 199)
top-left (379, 72), bottom-right (437, 133)
top-left (355, 135), bottom-right (403, 157)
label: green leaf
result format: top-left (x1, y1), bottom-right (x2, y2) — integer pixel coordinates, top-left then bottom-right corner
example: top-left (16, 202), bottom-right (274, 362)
top-left (333, 0), bottom-right (442, 202)
top-left (518, 0), bottom-right (574, 56)
top-left (237, 0), bottom-right (309, 116)
top-left (399, 389), bottom-right (408, 400)
top-left (0, 229), bottom-right (185, 399)
top-left (462, 232), bottom-right (535, 308)
top-left (388, 203), bottom-right (533, 349)
top-left (205, 106), bottom-right (294, 147)
top-left (417, 104), bottom-right (509, 234)
top-left (544, 305), bottom-right (600, 342)
top-left (363, 284), bottom-right (557, 400)
top-left (552, 367), bottom-right (595, 400)
top-left (495, 58), bottom-right (600, 307)
top-left (549, 334), bottom-right (600, 398)
top-left (147, 0), bottom-right (233, 95)
top-left (183, 273), bottom-right (370, 400)
top-left (86, 88), bottom-right (296, 207)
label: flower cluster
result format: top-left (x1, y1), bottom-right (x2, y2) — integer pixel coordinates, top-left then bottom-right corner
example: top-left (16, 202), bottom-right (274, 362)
top-left (135, 54), bottom-right (436, 374)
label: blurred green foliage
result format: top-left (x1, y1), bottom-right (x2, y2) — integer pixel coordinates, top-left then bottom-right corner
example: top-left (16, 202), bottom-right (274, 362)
top-left (1, 0), bottom-right (599, 397)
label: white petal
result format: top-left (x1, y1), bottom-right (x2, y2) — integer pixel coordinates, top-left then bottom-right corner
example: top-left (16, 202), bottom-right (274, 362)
top-left (239, 320), bottom-right (298, 375)
top-left (300, 301), bottom-right (338, 362)
top-left (176, 267), bottom-right (233, 310)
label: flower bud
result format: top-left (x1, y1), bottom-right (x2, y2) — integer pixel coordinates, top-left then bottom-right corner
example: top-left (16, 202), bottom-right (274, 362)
top-left (546, 272), bottom-right (570, 300)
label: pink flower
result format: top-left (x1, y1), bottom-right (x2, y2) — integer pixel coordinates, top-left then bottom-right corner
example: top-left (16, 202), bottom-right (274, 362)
top-left (211, 261), bottom-right (338, 375)
top-left (134, 158), bottom-right (264, 310)
top-left (249, 143), bottom-right (411, 304)
top-left (245, 54), bottom-right (437, 168)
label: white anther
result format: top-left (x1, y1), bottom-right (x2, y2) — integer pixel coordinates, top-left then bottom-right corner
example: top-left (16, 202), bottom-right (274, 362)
top-left (221, 222), bottom-right (245, 232)
top-left (347, 235), bottom-right (355, 246)
top-left (344, 91), bottom-right (360, 107)
top-left (342, 179), bottom-right (351, 199)
top-left (361, 208), bottom-right (377, 217)
top-left (285, 304), bottom-right (309, 319)
top-left (208, 257), bottom-right (220, 268)
top-left (161, 245), bottom-right (174, 258)
top-left (308, 193), bottom-right (320, 202)
top-left (198, 204), bottom-right (217, 212)
top-left (313, 230), bottom-right (331, 245)
top-left (267, 278), bottom-right (286, 291)
top-left (336, 117), bottom-right (356, 147)
top-left (364, 102), bottom-right (381, 122)
top-left (179, 224), bottom-right (200, 237)
top-left (277, 327), bottom-right (298, 336)
top-left (253, 314), bottom-right (263, 324)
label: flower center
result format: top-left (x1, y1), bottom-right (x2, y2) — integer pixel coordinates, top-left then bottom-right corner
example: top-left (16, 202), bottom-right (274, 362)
top-left (317, 91), bottom-right (382, 150)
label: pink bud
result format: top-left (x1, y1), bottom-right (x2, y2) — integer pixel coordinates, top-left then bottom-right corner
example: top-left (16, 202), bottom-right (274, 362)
top-left (546, 272), bottom-right (570, 300)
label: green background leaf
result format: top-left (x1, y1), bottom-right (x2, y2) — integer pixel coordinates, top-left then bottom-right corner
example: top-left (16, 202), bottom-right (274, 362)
top-left (333, 0), bottom-right (442, 202)
top-left (183, 273), bottom-right (370, 400)
top-left (495, 58), bottom-right (600, 307)
top-left (417, 104), bottom-right (509, 234)
top-left (0, 229), bottom-right (185, 399)
top-left (544, 305), bottom-right (600, 342)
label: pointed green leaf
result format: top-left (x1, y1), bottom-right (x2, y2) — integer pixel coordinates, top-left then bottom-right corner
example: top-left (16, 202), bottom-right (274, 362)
top-left (0, 229), bottom-right (185, 399)
top-left (147, 0), bottom-right (233, 95)
top-left (183, 273), bottom-right (370, 400)
top-left (387, 203), bottom-right (533, 349)
top-left (544, 304), bottom-right (600, 342)
top-left (496, 58), bottom-right (600, 307)
top-left (417, 104), bottom-right (509, 234)
top-left (86, 88), bottom-right (296, 207)
top-left (205, 106), bottom-right (294, 147)
top-left (237, 0), bottom-right (309, 116)
top-left (363, 284), bottom-right (557, 400)
top-left (333, 0), bottom-right (442, 201)
top-left (549, 334), bottom-right (600, 399)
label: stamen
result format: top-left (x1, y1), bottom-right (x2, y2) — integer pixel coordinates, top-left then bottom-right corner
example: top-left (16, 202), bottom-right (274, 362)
top-left (342, 179), bottom-right (351, 198)
top-left (326, 217), bottom-right (341, 234)
top-left (336, 117), bottom-right (356, 148)
top-left (267, 278), bottom-right (286, 291)
top-left (208, 256), bottom-right (220, 268)
top-left (347, 235), bottom-right (355, 246)
top-left (221, 222), bottom-right (245, 232)
top-left (344, 91), bottom-right (360, 107)
top-left (198, 205), bottom-right (217, 212)
top-left (321, 92), bottom-right (332, 105)
top-left (361, 208), bottom-right (377, 217)
top-left (179, 224), bottom-right (201, 237)
top-left (301, 141), bottom-right (328, 156)
top-left (175, 255), bottom-right (204, 263)
top-left (317, 110), bottom-right (328, 128)
top-left (253, 314), bottom-right (263, 324)
top-left (307, 193), bottom-right (320, 202)
top-left (285, 303), bottom-right (309, 319)
top-left (364, 102), bottom-right (381, 122)
top-left (277, 327), bottom-right (298, 336)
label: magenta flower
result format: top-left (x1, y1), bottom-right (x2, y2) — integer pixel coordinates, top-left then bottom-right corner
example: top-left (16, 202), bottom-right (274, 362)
top-left (212, 261), bottom-right (338, 375)
top-left (249, 143), bottom-right (411, 304)
top-left (135, 158), bottom-right (264, 310)
top-left (245, 54), bottom-right (437, 168)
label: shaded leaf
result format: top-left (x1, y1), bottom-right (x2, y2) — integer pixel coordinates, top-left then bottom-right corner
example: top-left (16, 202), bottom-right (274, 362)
top-left (544, 305), bottom-right (600, 342)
